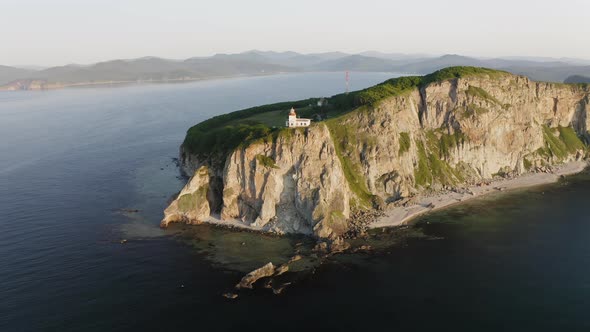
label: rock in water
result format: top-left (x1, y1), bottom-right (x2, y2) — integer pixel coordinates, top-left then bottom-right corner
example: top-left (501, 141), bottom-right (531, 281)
top-left (288, 255), bottom-right (303, 263)
top-left (274, 264), bottom-right (289, 276)
top-left (272, 282), bottom-right (292, 295)
top-left (235, 262), bottom-right (276, 289)
top-left (263, 279), bottom-right (273, 289)
top-left (222, 293), bottom-right (238, 299)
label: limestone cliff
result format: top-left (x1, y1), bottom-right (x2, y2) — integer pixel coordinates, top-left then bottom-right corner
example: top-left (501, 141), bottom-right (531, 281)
top-left (161, 166), bottom-right (211, 226)
top-left (163, 67), bottom-right (590, 239)
top-left (220, 124), bottom-right (350, 238)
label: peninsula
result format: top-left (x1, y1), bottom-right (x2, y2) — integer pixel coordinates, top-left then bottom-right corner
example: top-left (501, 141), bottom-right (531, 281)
top-left (162, 67), bottom-right (589, 241)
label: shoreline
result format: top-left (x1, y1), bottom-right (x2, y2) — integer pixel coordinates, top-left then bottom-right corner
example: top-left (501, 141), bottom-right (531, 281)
top-left (0, 70), bottom-right (408, 92)
top-left (0, 71), bottom-right (297, 92)
top-left (178, 160), bottom-right (589, 236)
top-left (370, 160), bottom-right (588, 229)
top-left (0, 70), bottom-right (415, 92)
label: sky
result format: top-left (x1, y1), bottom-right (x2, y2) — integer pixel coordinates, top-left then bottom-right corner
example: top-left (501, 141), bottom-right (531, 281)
top-left (2, 0), bottom-right (590, 66)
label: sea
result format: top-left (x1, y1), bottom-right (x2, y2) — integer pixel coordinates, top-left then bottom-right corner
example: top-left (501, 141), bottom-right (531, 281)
top-left (1, 72), bottom-right (589, 331)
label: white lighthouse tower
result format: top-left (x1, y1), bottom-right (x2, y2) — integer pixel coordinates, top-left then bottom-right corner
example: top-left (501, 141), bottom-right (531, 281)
top-left (285, 107), bottom-right (311, 128)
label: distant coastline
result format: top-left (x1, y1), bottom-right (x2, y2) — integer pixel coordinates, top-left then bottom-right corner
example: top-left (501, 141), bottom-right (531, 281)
top-left (0, 70), bottom-right (411, 92)
top-left (0, 72), bottom-right (294, 91)
top-left (3, 50), bottom-right (590, 92)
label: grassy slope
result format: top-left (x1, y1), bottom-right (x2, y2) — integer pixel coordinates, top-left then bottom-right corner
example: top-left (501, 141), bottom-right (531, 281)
top-left (182, 98), bottom-right (318, 156)
top-left (537, 125), bottom-right (586, 161)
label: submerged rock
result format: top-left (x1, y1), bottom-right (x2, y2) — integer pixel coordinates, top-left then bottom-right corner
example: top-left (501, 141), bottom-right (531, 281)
top-left (288, 255), bottom-right (303, 263)
top-left (222, 293), bottom-right (238, 299)
top-left (117, 208), bottom-right (140, 213)
top-left (235, 262), bottom-right (276, 289)
top-left (263, 279), bottom-right (273, 289)
top-left (272, 282), bottom-right (292, 295)
top-left (274, 264), bottom-right (289, 276)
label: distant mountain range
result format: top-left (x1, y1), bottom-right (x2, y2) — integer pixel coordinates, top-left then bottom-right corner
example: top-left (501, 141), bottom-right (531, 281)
top-left (2, 51), bottom-right (590, 90)
top-left (564, 75), bottom-right (590, 84)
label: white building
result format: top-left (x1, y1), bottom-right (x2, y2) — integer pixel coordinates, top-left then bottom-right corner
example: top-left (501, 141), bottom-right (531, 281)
top-left (285, 107), bottom-right (311, 128)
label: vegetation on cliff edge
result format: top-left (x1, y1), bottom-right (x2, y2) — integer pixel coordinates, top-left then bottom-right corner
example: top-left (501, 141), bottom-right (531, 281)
top-left (183, 67), bottom-right (511, 157)
top-left (325, 120), bottom-right (374, 207)
top-left (537, 125), bottom-right (586, 160)
top-left (182, 99), bottom-right (317, 155)
top-left (414, 131), bottom-right (466, 187)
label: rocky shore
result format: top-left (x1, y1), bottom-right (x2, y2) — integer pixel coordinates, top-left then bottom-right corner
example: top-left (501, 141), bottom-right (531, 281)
top-left (216, 160), bottom-right (588, 299)
top-left (371, 160), bottom-right (588, 229)
top-left (169, 160), bottom-right (587, 239)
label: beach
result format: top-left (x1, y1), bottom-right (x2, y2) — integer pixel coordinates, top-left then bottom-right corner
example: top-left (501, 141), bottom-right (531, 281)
top-left (370, 160), bottom-right (589, 229)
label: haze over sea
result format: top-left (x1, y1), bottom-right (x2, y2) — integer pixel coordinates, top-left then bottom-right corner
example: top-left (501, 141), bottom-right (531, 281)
top-left (1, 72), bottom-right (589, 331)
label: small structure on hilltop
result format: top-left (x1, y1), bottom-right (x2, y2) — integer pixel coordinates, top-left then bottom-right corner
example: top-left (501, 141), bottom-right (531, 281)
top-left (285, 107), bottom-right (311, 128)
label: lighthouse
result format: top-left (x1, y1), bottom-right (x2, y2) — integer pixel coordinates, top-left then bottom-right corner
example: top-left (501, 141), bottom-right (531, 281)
top-left (285, 107), bottom-right (311, 128)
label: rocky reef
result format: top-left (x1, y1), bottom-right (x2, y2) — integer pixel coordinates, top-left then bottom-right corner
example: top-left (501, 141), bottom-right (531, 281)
top-left (162, 67), bottom-right (590, 239)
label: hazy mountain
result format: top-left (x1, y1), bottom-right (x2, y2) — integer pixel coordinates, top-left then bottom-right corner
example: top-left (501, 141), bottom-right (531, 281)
top-left (500, 56), bottom-right (590, 65)
top-left (4, 51), bottom-right (590, 89)
top-left (240, 50), bottom-right (350, 68)
top-left (498, 64), bottom-right (590, 82)
top-left (13, 65), bottom-right (48, 71)
top-left (307, 52), bottom-right (350, 60)
top-left (398, 54), bottom-right (487, 74)
top-left (209, 52), bottom-right (270, 63)
top-left (564, 75), bottom-right (590, 84)
top-left (388, 55), bottom-right (590, 81)
top-left (244, 50), bottom-right (302, 60)
top-left (0, 56), bottom-right (296, 88)
top-left (0, 65), bottom-right (34, 85)
top-left (310, 54), bottom-right (398, 71)
top-left (359, 51), bottom-right (434, 61)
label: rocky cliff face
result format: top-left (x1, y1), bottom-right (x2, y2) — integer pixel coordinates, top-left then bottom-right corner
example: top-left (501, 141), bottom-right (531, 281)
top-left (161, 166), bottom-right (211, 226)
top-left (168, 125), bottom-right (350, 238)
top-left (164, 71), bottom-right (590, 239)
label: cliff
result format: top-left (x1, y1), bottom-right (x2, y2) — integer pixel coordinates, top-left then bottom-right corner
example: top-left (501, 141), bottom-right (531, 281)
top-left (162, 67), bottom-right (590, 239)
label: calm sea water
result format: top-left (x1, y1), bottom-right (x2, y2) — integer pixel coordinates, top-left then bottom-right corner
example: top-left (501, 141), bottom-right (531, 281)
top-left (1, 72), bottom-right (589, 331)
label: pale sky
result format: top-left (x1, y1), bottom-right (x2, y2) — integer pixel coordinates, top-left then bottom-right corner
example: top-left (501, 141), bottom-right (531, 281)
top-left (2, 0), bottom-right (590, 66)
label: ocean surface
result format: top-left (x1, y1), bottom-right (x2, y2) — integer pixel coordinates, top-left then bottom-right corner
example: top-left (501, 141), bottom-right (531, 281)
top-left (1, 72), bottom-right (589, 331)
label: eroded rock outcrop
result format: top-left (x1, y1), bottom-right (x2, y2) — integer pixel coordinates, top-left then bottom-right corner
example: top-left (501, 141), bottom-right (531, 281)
top-left (160, 166), bottom-right (211, 227)
top-left (163, 69), bottom-right (590, 238)
top-left (235, 262), bottom-right (276, 289)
